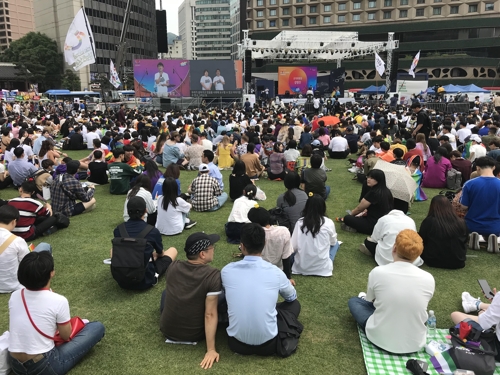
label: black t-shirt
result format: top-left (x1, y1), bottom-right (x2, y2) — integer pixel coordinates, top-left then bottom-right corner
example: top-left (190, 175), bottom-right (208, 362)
top-left (87, 161), bottom-right (109, 185)
top-left (363, 189), bottom-right (391, 221)
top-left (68, 133), bottom-right (85, 149)
top-left (229, 174), bottom-right (252, 200)
top-left (302, 168), bottom-right (327, 197)
top-left (416, 111), bottom-right (431, 136)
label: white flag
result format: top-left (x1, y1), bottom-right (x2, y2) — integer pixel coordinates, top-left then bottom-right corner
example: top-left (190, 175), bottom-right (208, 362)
top-left (109, 59), bottom-right (122, 88)
top-left (374, 53), bottom-right (385, 77)
top-left (64, 8), bottom-right (96, 71)
top-left (408, 50), bottom-right (420, 78)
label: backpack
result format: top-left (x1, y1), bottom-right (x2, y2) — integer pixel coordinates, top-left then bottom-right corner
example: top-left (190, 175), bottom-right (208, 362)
top-left (268, 206), bottom-right (291, 232)
top-left (111, 224), bottom-right (154, 287)
top-left (446, 168), bottom-right (462, 190)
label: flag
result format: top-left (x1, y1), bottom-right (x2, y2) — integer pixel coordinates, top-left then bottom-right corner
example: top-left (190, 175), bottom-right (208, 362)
top-left (64, 8), bottom-right (96, 71)
top-left (109, 59), bottom-right (122, 88)
top-left (408, 50), bottom-right (421, 78)
top-left (374, 52), bottom-right (386, 77)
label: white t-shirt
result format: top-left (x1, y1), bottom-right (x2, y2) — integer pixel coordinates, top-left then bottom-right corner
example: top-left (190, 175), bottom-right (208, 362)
top-left (123, 188), bottom-right (157, 222)
top-left (85, 132), bottom-right (100, 149)
top-left (22, 145), bottom-right (34, 161)
top-left (365, 262), bottom-right (435, 353)
top-left (0, 228), bottom-right (30, 293)
top-left (200, 76), bottom-right (212, 90)
top-left (456, 128), bottom-right (471, 143)
top-left (291, 217), bottom-right (337, 277)
top-left (227, 196), bottom-right (256, 223)
top-left (155, 72), bottom-right (169, 95)
top-left (371, 210), bottom-right (421, 267)
top-left (478, 292), bottom-right (500, 341)
top-left (469, 144), bottom-right (487, 161)
top-left (156, 196), bottom-right (191, 235)
top-left (262, 225), bottom-right (294, 270)
top-left (213, 75), bottom-right (225, 90)
top-left (202, 139), bottom-right (213, 151)
top-left (9, 289), bottom-right (70, 354)
top-left (329, 137), bottom-right (349, 152)
top-left (175, 142), bottom-right (187, 155)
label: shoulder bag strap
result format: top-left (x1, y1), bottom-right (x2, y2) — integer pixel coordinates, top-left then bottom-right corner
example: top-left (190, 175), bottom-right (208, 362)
top-left (118, 223), bottom-right (129, 238)
top-left (137, 224), bottom-right (154, 239)
top-left (21, 289), bottom-right (55, 340)
top-left (0, 234), bottom-right (17, 256)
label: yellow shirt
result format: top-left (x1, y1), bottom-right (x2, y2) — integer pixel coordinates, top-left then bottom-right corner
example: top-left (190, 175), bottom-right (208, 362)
top-left (390, 143), bottom-right (408, 154)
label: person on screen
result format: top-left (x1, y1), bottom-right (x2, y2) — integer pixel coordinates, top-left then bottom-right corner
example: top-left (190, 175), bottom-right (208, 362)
top-left (200, 70), bottom-right (212, 91)
top-left (155, 62), bottom-right (170, 97)
top-left (213, 69), bottom-right (225, 91)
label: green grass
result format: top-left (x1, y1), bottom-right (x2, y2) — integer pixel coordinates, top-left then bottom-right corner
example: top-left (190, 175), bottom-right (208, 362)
top-left (0, 152), bottom-right (497, 375)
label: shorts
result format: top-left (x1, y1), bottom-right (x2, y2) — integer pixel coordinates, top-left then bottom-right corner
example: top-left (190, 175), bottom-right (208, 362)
top-left (71, 202), bottom-right (86, 216)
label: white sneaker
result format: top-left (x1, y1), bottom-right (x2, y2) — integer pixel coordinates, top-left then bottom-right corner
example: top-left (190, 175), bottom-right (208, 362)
top-left (358, 244), bottom-right (373, 257)
top-left (487, 234), bottom-right (499, 253)
top-left (358, 292), bottom-right (367, 300)
top-left (468, 232), bottom-right (480, 250)
top-left (347, 167), bottom-right (358, 173)
top-left (462, 291), bottom-right (480, 313)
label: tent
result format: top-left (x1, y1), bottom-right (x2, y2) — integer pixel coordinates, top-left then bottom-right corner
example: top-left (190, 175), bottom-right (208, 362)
top-left (358, 85), bottom-right (386, 94)
top-left (456, 84), bottom-right (489, 93)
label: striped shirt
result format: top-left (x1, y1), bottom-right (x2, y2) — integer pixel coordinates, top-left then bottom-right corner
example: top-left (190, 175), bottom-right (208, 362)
top-left (8, 197), bottom-right (50, 239)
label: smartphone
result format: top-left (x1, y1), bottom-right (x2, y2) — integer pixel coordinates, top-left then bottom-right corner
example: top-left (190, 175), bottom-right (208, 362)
top-left (416, 360), bottom-right (428, 372)
top-left (478, 279), bottom-right (495, 298)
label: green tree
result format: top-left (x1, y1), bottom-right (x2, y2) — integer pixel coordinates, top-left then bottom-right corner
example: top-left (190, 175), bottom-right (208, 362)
top-left (61, 69), bottom-right (81, 91)
top-left (0, 32), bottom-right (63, 90)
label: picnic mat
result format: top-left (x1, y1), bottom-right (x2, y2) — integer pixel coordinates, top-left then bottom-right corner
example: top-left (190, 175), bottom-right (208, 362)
top-left (358, 327), bottom-right (500, 375)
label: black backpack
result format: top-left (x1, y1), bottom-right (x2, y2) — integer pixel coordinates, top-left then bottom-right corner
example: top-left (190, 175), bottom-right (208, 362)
top-left (268, 206), bottom-right (292, 233)
top-left (111, 224), bottom-right (154, 287)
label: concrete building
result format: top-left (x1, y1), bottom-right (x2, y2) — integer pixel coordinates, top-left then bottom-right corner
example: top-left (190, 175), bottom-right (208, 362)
top-left (168, 38), bottom-right (183, 59)
top-left (194, 0), bottom-right (232, 60)
top-left (178, 0), bottom-right (197, 60)
top-left (246, 0), bottom-right (500, 88)
top-left (0, 0), bottom-right (35, 51)
top-left (34, 0), bottom-right (158, 90)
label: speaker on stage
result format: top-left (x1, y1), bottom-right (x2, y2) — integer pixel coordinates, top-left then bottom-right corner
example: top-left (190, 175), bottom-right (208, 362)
top-left (244, 50), bottom-right (252, 83)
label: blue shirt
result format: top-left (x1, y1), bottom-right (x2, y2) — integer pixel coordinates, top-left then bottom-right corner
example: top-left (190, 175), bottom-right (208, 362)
top-left (207, 162), bottom-right (223, 190)
top-left (152, 177), bottom-right (181, 198)
top-left (221, 256), bottom-right (297, 345)
top-left (33, 135), bottom-right (46, 155)
top-left (460, 176), bottom-right (500, 236)
top-left (7, 159), bottom-right (38, 186)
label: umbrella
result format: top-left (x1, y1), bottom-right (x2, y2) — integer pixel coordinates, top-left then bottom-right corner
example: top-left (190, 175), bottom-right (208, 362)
top-left (373, 160), bottom-right (417, 203)
top-left (319, 115), bottom-right (340, 126)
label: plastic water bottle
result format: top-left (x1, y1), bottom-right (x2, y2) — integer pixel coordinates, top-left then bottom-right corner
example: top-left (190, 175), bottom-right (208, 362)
top-left (427, 310), bottom-right (437, 331)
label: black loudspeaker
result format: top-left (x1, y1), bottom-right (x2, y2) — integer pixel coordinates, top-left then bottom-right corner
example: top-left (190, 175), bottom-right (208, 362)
top-left (244, 50), bottom-right (252, 83)
top-left (156, 10), bottom-right (167, 53)
top-left (160, 98), bottom-right (171, 111)
top-left (255, 59), bottom-right (264, 68)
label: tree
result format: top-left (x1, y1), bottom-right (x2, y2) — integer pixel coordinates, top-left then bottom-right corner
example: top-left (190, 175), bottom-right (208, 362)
top-left (0, 32), bottom-right (63, 90)
top-left (61, 69), bottom-right (81, 91)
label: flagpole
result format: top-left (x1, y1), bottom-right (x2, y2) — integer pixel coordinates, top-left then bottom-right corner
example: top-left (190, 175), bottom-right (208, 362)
top-left (81, 6), bottom-right (96, 59)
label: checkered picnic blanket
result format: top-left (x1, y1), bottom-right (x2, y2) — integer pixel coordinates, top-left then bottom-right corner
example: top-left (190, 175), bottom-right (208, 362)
top-left (358, 327), bottom-right (500, 375)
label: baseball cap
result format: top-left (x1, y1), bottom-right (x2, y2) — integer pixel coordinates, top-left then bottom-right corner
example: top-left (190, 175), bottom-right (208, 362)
top-left (127, 196), bottom-right (146, 216)
top-left (184, 232), bottom-right (220, 256)
top-left (311, 140), bottom-right (321, 147)
top-left (346, 126), bottom-right (354, 132)
top-left (470, 134), bottom-right (482, 143)
top-left (199, 163), bottom-right (209, 172)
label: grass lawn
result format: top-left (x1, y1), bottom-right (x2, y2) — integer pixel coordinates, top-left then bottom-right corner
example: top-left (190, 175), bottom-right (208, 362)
top-left (0, 151), bottom-right (496, 375)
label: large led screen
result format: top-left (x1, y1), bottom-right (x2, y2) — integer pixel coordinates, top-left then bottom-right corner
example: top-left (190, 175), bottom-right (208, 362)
top-left (278, 66), bottom-right (318, 95)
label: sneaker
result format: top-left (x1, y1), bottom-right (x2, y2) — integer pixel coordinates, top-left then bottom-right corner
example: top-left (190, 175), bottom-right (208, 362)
top-left (184, 220), bottom-right (197, 229)
top-left (358, 292), bottom-right (367, 300)
top-left (103, 258), bottom-right (112, 265)
top-left (468, 232), bottom-right (480, 250)
top-left (341, 222), bottom-right (357, 233)
top-left (462, 291), bottom-right (481, 313)
top-left (347, 167), bottom-right (358, 173)
top-left (487, 234), bottom-right (499, 253)
top-left (42, 226), bottom-right (58, 236)
top-left (358, 244), bottom-right (372, 257)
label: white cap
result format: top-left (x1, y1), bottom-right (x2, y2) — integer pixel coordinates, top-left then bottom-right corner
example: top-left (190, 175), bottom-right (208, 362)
top-left (470, 134), bottom-right (482, 143)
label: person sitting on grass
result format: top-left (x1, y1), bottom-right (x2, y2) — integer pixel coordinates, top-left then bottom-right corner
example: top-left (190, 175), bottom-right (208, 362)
top-left (390, 148), bottom-right (406, 166)
top-left (301, 154), bottom-right (330, 200)
top-left (202, 150), bottom-right (224, 190)
top-left (0, 205), bottom-right (52, 293)
top-left (377, 141), bottom-right (395, 163)
top-left (142, 159), bottom-right (162, 192)
top-left (152, 164), bottom-right (181, 199)
top-left (123, 175), bottom-right (157, 225)
top-left (241, 143), bottom-right (265, 180)
top-left (8, 251), bottom-right (105, 375)
top-left (419, 195), bottom-right (468, 269)
top-left (229, 160), bottom-right (253, 201)
top-left (184, 133), bottom-right (204, 171)
top-left (109, 148), bottom-right (142, 195)
top-left (87, 150), bottom-right (108, 185)
top-left (291, 194), bottom-right (339, 277)
top-left (189, 164), bottom-right (228, 212)
top-left (156, 177), bottom-right (196, 236)
top-left (225, 184), bottom-right (257, 244)
top-left (422, 146), bottom-right (452, 189)
top-left (341, 169), bottom-right (393, 234)
top-left (248, 207), bottom-right (295, 284)
top-left (267, 142), bottom-right (287, 181)
top-left (222, 223), bottom-right (300, 356)
top-left (276, 172), bottom-right (308, 233)
top-left (8, 180), bottom-right (59, 240)
top-left (160, 232), bottom-right (222, 370)
top-left (328, 130), bottom-right (349, 159)
top-left (348, 229), bottom-right (435, 354)
top-left (113, 197), bottom-right (178, 290)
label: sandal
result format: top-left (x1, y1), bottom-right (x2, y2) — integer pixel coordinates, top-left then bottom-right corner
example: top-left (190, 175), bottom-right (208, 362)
top-left (335, 217), bottom-right (344, 222)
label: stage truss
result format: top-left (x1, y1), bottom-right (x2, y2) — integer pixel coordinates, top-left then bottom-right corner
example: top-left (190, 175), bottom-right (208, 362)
top-left (238, 30), bottom-right (399, 94)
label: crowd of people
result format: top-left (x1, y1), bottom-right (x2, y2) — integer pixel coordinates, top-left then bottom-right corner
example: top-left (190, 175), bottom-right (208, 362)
top-left (1, 94), bottom-right (500, 373)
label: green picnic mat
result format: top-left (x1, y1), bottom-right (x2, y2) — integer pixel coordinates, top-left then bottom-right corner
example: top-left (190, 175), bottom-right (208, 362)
top-left (358, 327), bottom-right (500, 375)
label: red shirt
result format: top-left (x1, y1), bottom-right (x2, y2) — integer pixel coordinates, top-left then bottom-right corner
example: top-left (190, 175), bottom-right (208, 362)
top-left (8, 198), bottom-right (50, 239)
top-left (403, 149), bottom-right (425, 171)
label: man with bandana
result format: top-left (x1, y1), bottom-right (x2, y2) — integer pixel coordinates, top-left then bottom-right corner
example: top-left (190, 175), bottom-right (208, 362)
top-left (160, 232), bottom-right (223, 369)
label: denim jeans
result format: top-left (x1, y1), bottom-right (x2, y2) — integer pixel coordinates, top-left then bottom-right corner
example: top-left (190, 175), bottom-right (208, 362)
top-left (348, 297), bottom-right (375, 332)
top-left (33, 243), bottom-right (52, 254)
top-left (324, 186), bottom-right (331, 200)
top-left (9, 322), bottom-right (105, 375)
top-left (208, 192), bottom-right (228, 211)
top-left (329, 242), bottom-right (340, 262)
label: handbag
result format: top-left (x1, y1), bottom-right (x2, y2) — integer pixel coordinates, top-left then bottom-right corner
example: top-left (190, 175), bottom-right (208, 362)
top-left (275, 308), bottom-right (303, 358)
top-left (21, 289), bottom-right (85, 346)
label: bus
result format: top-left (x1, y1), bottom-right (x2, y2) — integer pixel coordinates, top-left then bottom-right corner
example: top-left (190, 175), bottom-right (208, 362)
top-left (44, 90), bottom-right (101, 102)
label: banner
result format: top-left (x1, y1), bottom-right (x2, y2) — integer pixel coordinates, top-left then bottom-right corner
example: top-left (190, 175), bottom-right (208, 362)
top-left (408, 50), bottom-right (420, 78)
top-left (64, 8), bottom-right (96, 71)
top-left (109, 59), bottom-right (121, 88)
top-left (374, 53), bottom-right (386, 77)
top-left (278, 66), bottom-right (317, 95)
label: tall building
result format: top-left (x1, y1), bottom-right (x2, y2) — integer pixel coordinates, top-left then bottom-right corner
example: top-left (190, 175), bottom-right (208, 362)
top-left (0, 0), bottom-right (35, 51)
top-left (194, 0), bottom-right (232, 60)
top-left (246, 0), bottom-right (500, 88)
top-left (178, 0), bottom-right (197, 60)
top-left (230, 0), bottom-right (246, 59)
top-left (168, 38), bottom-right (183, 59)
top-left (34, 0), bottom-right (158, 90)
